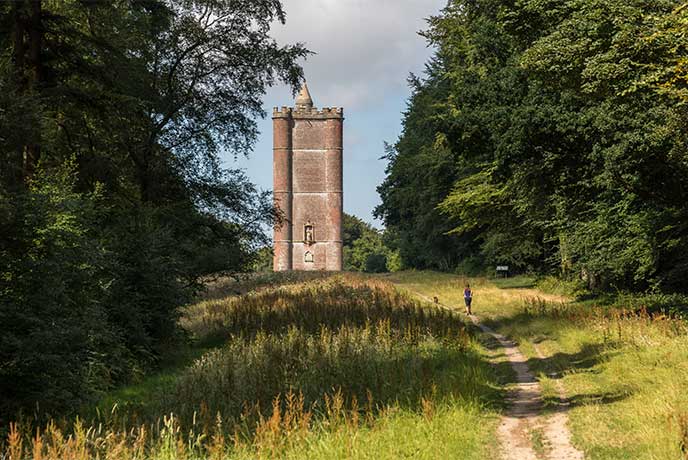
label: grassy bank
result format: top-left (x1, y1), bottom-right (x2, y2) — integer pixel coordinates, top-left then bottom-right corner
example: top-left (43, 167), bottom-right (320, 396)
top-left (2, 274), bottom-right (502, 459)
top-left (387, 271), bottom-right (688, 459)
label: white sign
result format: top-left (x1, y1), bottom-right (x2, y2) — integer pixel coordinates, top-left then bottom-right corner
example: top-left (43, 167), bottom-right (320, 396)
top-left (496, 266), bottom-right (509, 271)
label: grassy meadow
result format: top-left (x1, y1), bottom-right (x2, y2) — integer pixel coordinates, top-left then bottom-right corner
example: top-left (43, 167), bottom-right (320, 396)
top-left (3, 270), bottom-right (687, 459)
top-left (1, 273), bottom-right (502, 459)
top-left (386, 271), bottom-right (688, 459)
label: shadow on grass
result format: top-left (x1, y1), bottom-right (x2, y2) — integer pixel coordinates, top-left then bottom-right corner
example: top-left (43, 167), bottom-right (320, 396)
top-left (491, 276), bottom-right (537, 290)
top-left (527, 342), bottom-right (617, 380)
top-left (474, 305), bottom-right (634, 421)
top-left (539, 388), bottom-right (630, 418)
top-left (551, 391), bottom-right (628, 408)
top-left (484, 310), bottom-right (620, 382)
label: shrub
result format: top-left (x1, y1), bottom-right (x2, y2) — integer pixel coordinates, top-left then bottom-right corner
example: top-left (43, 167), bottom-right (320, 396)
top-left (0, 165), bottom-right (126, 420)
top-left (365, 253), bottom-right (388, 273)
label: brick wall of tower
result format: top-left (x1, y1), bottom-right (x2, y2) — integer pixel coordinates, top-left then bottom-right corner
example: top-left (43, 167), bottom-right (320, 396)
top-left (273, 111), bottom-right (293, 271)
top-left (272, 106), bottom-right (343, 272)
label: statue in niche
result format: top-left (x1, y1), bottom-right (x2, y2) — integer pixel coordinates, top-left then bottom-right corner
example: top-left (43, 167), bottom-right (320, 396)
top-left (304, 251), bottom-right (314, 263)
top-left (304, 221), bottom-right (314, 245)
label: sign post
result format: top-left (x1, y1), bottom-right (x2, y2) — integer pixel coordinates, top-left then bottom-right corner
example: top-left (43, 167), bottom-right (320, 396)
top-left (496, 265), bottom-right (509, 278)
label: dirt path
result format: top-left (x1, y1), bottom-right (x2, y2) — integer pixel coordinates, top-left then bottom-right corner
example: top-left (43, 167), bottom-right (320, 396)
top-left (475, 320), bottom-right (542, 459)
top-left (473, 318), bottom-right (584, 460)
top-left (531, 342), bottom-right (585, 460)
top-left (412, 291), bottom-right (584, 459)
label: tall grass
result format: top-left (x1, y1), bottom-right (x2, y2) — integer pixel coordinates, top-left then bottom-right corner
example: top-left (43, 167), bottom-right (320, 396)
top-left (183, 275), bottom-right (464, 344)
top-left (200, 271), bottom-right (333, 302)
top-left (498, 296), bottom-right (688, 459)
top-left (168, 318), bottom-right (472, 422)
top-left (2, 274), bottom-right (499, 459)
top-left (169, 276), bottom-right (475, 426)
top-left (519, 296), bottom-right (688, 346)
top-left (389, 271), bottom-right (688, 458)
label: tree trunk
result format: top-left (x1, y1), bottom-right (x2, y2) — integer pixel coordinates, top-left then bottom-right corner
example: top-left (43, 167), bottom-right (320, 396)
top-left (9, 2), bottom-right (27, 188)
top-left (11, 2), bottom-right (26, 78)
top-left (559, 233), bottom-right (572, 276)
top-left (11, 0), bottom-right (43, 183)
top-left (23, 0), bottom-right (43, 181)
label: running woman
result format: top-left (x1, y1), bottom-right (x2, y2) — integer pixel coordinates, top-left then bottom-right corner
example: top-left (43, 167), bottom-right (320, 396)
top-left (464, 284), bottom-right (473, 315)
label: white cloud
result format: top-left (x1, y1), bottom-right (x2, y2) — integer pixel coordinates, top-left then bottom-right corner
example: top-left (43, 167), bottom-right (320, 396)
top-left (236, 0), bottom-right (448, 225)
top-left (271, 0), bottom-right (448, 109)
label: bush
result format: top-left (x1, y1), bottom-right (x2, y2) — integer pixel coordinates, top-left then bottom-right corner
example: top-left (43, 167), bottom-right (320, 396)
top-left (454, 256), bottom-right (485, 276)
top-left (0, 164), bottom-right (221, 422)
top-left (343, 214), bottom-right (397, 273)
top-left (0, 165), bottom-right (127, 420)
top-left (615, 292), bottom-right (688, 319)
top-left (102, 206), bottom-right (193, 360)
top-left (536, 276), bottom-right (588, 298)
top-left (365, 253), bottom-right (388, 273)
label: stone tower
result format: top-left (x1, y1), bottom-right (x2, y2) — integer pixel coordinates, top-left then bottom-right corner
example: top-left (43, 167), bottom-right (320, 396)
top-left (273, 83), bottom-right (344, 271)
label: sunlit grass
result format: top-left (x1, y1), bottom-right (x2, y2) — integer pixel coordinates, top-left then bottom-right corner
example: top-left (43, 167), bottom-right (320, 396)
top-left (3, 273), bottom-right (502, 459)
top-left (382, 270), bottom-right (568, 320)
top-left (497, 304), bottom-right (688, 459)
top-left (387, 271), bottom-right (688, 459)
top-left (8, 270), bottom-right (683, 458)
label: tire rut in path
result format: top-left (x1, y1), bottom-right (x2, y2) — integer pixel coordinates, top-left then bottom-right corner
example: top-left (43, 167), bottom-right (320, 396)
top-left (409, 292), bottom-right (583, 459)
top-left (471, 317), bottom-right (584, 460)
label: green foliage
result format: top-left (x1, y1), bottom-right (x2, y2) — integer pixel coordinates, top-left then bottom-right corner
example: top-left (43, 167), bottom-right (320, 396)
top-left (249, 246), bottom-right (274, 273)
top-left (376, 85), bottom-right (470, 271)
top-left (650, 4), bottom-right (688, 103)
top-left (365, 253), bottom-right (389, 273)
top-left (0, 0), bottom-right (308, 421)
top-left (342, 213), bottom-right (370, 247)
top-left (535, 276), bottom-right (588, 299)
top-left (454, 256), bottom-right (485, 277)
top-left (376, 0), bottom-right (688, 291)
top-left (613, 291), bottom-right (688, 318)
top-left (342, 213), bottom-right (399, 273)
top-left (385, 249), bottom-right (403, 272)
top-left (102, 207), bottom-right (192, 358)
top-left (348, 231), bottom-right (386, 272)
top-left (0, 163), bottom-right (126, 418)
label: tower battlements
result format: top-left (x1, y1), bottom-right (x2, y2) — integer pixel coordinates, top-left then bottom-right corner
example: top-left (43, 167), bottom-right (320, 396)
top-left (272, 106), bottom-right (344, 119)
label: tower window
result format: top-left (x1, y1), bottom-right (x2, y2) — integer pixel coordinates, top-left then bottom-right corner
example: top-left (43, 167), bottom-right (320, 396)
top-left (304, 251), bottom-right (314, 263)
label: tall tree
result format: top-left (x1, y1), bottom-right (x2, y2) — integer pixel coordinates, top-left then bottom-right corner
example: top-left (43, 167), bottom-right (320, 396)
top-left (378, 0), bottom-right (688, 289)
top-left (0, 0), bottom-right (309, 421)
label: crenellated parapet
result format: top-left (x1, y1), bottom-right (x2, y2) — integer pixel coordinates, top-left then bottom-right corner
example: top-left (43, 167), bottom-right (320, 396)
top-left (272, 106), bottom-right (344, 119)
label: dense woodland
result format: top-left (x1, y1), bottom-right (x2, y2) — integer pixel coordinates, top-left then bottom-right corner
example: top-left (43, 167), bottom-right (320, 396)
top-left (0, 0), bottom-right (307, 422)
top-left (1, 0), bottom-right (688, 435)
top-left (377, 0), bottom-right (688, 292)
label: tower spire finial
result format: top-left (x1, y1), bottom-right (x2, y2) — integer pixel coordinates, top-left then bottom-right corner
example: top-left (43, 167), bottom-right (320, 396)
top-left (295, 81), bottom-right (314, 110)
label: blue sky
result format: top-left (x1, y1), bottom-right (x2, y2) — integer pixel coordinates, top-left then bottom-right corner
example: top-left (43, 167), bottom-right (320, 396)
top-left (224, 0), bottom-right (448, 227)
